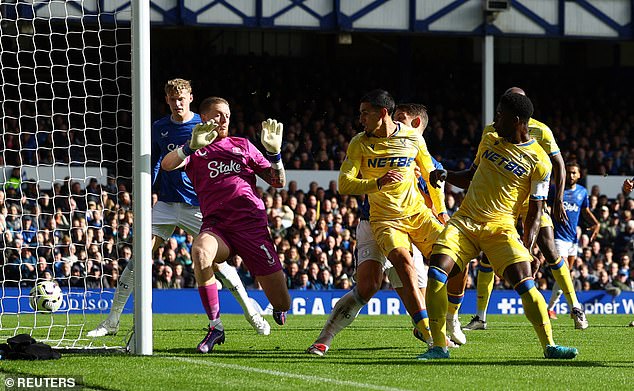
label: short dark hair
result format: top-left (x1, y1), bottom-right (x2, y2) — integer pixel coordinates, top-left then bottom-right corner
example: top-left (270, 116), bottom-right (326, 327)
top-left (566, 161), bottom-right (582, 171)
top-left (499, 92), bottom-right (533, 123)
top-left (361, 89), bottom-right (395, 115)
top-left (395, 103), bottom-right (429, 129)
top-left (199, 96), bottom-right (229, 115)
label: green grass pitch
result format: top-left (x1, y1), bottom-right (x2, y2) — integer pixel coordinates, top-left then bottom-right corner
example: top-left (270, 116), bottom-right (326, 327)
top-left (1, 314), bottom-right (632, 390)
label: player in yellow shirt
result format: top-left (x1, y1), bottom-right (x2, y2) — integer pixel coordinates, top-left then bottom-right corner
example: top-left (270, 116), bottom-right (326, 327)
top-left (462, 87), bottom-right (588, 331)
top-left (419, 92), bottom-right (578, 360)
top-left (338, 89), bottom-right (447, 343)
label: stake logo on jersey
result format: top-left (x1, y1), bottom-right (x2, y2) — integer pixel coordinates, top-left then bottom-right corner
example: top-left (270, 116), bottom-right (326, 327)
top-left (339, 123), bottom-right (442, 221)
top-left (563, 202), bottom-right (580, 213)
top-left (185, 136), bottom-right (271, 222)
top-left (151, 113), bottom-right (202, 206)
top-left (552, 184), bottom-right (589, 243)
top-left (207, 160), bottom-right (242, 178)
top-left (456, 133), bottom-right (552, 225)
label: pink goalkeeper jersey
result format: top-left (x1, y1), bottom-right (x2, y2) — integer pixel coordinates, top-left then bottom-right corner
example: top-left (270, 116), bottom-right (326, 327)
top-left (184, 136), bottom-right (270, 225)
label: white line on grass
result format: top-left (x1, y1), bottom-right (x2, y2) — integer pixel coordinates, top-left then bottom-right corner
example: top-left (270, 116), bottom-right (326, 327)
top-left (167, 356), bottom-right (414, 391)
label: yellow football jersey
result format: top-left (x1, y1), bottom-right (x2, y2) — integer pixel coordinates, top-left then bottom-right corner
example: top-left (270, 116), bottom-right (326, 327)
top-left (339, 123), bottom-right (443, 221)
top-left (483, 117), bottom-right (559, 217)
top-left (456, 132), bottom-right (552, 225)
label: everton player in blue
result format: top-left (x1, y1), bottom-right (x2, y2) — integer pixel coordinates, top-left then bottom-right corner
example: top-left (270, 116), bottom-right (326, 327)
top-left (547, 162), bottom-right (599, 315)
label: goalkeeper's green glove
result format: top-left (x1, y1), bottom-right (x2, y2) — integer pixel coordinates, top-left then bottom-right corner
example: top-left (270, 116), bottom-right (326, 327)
top-left (261, 118), bottom-right (283, 161)
top-left (179, 120), bottom-right (218, 158)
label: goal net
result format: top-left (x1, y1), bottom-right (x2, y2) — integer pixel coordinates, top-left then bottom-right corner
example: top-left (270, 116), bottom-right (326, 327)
top-left (0, 1), bottom-right (133, 349)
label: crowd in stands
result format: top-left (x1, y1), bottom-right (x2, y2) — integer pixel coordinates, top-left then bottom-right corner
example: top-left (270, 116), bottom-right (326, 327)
top-left (1, 55), bottom-right (633, 295)
top-left (1, 165), bottom-right (633, 296)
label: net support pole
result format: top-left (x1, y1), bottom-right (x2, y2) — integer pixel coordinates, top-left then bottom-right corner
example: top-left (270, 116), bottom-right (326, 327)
top-left (132, 0), bottom-right (153, 355)
top-left (482, 34), bottom-right (494, 125)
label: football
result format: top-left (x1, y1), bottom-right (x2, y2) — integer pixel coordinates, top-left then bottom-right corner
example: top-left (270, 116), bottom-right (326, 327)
top-left (29, 281), bottom-right (63, 312)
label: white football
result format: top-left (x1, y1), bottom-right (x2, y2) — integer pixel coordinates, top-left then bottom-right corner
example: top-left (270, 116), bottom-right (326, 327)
top-left (29, 280), bottom-right (63, 312)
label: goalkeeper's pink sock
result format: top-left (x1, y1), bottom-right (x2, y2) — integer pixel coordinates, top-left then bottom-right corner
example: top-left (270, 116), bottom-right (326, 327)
top-left (198, 284), bottom-right (222, 329)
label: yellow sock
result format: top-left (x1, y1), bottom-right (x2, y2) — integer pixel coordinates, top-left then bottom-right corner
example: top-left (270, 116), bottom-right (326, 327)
top-left (518, 282), bottom-right (554, 349)
top-left (476, 269), bottom-right (494, 318)
top-left (415, 316), bottom-right (432, 342)
top-left (447, 297), bottom-right (462, 317)
top-left (426, 267), bottom-right (449, 348)
top-left (549, 257), bottom-right (580, 308)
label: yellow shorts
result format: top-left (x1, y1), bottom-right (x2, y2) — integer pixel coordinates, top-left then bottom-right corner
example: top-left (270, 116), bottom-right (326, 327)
top-left (432, 214), bottom-right (532, 275)
top-left (371, 208), bottom-right (444, 258)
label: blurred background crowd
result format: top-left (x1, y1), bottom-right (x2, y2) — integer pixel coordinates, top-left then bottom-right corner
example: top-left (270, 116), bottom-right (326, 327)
top-left (1, 55), bottom-right (633, 295)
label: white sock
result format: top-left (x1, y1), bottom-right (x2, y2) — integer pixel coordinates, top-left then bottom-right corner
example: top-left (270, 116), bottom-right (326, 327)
top-left (215, 261), bottom-right (257, 317)
top-left (107, 259), bottom-right (134, 325)
top-left (447, 312), bottom-right (458, 321)
top-left (314, 288), bottom-right (367, 347)
top-left (547, 282), bottom-right (563, 311)
top-left (210, 318), bottom-right (224, 331)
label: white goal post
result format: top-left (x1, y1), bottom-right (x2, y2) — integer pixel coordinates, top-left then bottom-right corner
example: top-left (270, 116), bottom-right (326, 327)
top-left (0, 0), bottom-right (152, 353)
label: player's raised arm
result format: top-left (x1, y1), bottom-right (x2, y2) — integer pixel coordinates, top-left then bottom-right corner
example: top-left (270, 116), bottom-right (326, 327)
top-left (338, 137), bottom-right (384, 195)
top-left (257, 118), bottom-right (286, 188)
top-left (162, 120), bottom-right (219, 171)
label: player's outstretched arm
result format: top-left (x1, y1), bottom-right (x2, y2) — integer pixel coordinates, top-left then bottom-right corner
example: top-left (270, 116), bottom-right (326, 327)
top-left (550, 153), bottom-right (569, 225)
top-left (258, 118), bottom-right (286, 188)
top-left (162, 120), bottom-right (219, 171)
top-left (446, 165), bottom-right (476, 189)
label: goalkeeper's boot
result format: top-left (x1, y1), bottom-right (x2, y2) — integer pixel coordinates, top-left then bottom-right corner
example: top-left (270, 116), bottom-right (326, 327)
top-left (248, 313), bottom-right (271, 335)
top-left (446, 317), bottom-right (467, 345)
top-left (412, 328), bottom-right (457, 348)
top-left (273, 310), bottom-right (286, 326)
top-left (197, 327), bottom-right (225, 353)
top-left (570, 307), bottom-right (588, 330)
top-left (417, 346), bottom-right (450, 360)
top-left (463, 315), bottom-right (487, 330)
top-left (87, 319), bottom-right (119, 337)
top-left (544, 345), bottom-right (578, 359)
top-left (306, 343), bottom-right (329, 357)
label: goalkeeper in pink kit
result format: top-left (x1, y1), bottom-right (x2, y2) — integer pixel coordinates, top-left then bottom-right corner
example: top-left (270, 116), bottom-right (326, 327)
top-left (162, 96), bottom-right (290, 353)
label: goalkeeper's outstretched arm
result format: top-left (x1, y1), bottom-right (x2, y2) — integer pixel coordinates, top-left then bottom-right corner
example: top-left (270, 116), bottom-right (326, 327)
top-left (162, 120), bottom-right (219, 171)
top-left (258, 118), bottom-right (286, 188)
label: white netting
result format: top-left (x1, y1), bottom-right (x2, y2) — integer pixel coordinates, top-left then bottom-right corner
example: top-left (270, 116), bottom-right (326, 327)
top-left (0, 0), bottom-right (132, 349)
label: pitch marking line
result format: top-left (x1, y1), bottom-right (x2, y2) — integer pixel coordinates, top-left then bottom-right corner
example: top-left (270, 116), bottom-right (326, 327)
top-left (168, 356), bottom-right (414, 391)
